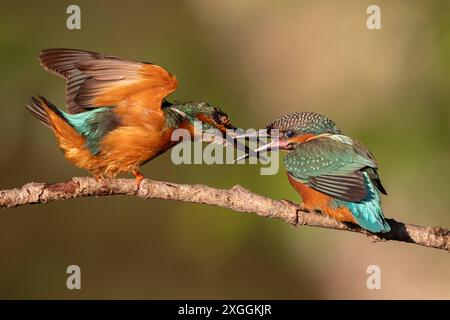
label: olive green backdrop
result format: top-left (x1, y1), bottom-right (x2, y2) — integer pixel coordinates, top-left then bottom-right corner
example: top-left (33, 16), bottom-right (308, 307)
top-left (0, 0), bottom-right (448, 299)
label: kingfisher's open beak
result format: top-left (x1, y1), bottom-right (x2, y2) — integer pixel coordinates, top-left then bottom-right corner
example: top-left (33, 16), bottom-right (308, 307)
top-left (228, 128), bottom-right (274, 163)
top-left (231, 129), bottom-right (281, 163)
top-left (253, 136), bottom-right (289, 153)
top-left (226, 127), bottom-right (268, 161)
top-left (233, 131), bottom-right (289, 163)
top-left (205, 124), bottom-right (267, 162)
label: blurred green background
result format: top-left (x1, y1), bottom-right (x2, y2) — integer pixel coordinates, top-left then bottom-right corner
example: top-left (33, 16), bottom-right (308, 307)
top-left (0, 0), bottom-right (449, 299)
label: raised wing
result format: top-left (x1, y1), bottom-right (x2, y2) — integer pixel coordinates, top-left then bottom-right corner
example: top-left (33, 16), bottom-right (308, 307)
top-left (285, 135), bottom-right (382, 202)
top-left (39, 48), bottom-right (178, 114)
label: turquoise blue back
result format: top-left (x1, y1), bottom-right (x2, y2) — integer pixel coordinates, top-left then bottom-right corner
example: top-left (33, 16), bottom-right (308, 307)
top-left (60, 107), bottom-right (119, 155)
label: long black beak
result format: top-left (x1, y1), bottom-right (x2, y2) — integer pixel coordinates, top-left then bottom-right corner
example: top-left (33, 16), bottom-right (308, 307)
top-left (230, 129), bottom-right (271, 163)
top-left (232, 129), bottom-right (289, 162)
top-left (222, 126), bottom-right (268, 162)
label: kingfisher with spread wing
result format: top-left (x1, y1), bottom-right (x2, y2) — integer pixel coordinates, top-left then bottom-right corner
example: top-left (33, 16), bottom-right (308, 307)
top-left (239, 112), bottom-right (390, 233)
top-left (28, 48), bottom-right (251, 185)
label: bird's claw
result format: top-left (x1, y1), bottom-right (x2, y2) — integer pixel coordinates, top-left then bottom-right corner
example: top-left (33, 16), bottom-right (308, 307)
top-left (132, 169), bottom-right (145, 191)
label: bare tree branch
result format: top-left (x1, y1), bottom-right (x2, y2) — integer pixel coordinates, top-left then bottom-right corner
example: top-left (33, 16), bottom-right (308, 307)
top-left (0, 177), bottom-right (448, 251)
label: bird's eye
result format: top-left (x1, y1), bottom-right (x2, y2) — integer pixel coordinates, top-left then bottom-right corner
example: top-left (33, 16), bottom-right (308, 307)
top-left (284, 130), bottom-right (295, 138)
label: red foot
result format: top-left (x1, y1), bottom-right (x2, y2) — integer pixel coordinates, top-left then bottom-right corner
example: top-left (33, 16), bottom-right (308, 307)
top-left (132, 169), bottom-right (145, 188)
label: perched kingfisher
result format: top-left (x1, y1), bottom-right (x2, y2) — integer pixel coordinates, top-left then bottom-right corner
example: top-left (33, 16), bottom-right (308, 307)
top-left (27, 48), bottom-right (252, 185)
top-left (242, 111), bottom-right (390, 233)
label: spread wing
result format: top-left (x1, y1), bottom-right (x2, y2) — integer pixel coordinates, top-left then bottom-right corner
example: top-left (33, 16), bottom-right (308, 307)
top-left (39, 48), bottom-right (178, 114)
top-left (285, 135), bottom-right (382, 202)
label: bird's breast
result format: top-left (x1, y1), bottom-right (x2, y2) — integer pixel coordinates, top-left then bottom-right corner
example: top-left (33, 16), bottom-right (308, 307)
top-left (287, 173), bottom-right (356, 223)
top-left (96, 107), bottom-right (175, 174)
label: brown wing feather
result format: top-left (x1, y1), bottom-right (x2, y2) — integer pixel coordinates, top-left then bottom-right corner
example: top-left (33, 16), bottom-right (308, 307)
top-left (308, 172), bottom-right (368, 202)
top-left (39, 48), bottom-right (178, 114)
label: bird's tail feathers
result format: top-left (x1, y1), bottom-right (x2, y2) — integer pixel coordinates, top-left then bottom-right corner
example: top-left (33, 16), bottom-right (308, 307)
top-left (26, 96), bottom-right (64, 128)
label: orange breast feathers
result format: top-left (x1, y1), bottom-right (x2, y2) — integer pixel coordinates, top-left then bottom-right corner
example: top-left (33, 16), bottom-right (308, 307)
top-left (97, 108), bottom-right (175, 177)
top-left (48, 104), bottom-right (175, 178)
top-left (287, 173), bottom-right (356, 224)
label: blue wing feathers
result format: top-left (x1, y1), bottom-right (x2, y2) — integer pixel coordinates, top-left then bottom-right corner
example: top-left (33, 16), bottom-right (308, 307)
top-left (332, 172), bottom-right (390, 233)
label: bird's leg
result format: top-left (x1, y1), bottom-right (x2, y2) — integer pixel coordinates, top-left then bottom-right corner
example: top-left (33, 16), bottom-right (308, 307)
top-left (91, 173), bottom-right (112, 193)
top-left (132, 168), bottom-right (145, 188)
top-left (93, 173), bottom-right (109, 185)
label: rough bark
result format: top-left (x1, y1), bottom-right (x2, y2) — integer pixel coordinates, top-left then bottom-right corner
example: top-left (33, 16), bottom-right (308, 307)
top-left (0, 177), bottom-right (448, 252)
